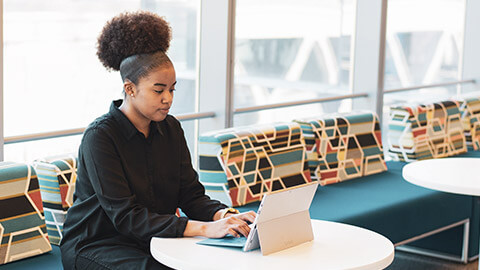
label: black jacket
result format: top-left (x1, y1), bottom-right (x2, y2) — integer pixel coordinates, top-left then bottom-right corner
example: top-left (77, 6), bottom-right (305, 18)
top-left (60, 100), bottom-right (226, 269)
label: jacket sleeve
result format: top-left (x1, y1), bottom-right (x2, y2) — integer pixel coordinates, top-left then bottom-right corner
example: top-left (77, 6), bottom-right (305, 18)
top-left (175, 120), bottom-right (227, 221)
top-left (82, 126), bottom-right (188, 242)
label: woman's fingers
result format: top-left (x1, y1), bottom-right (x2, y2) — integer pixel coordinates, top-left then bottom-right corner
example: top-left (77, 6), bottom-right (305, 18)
top-left (232, 211), bottom-right (256, 223)
top-left (211, 212), bottom-right (257, 238)
top-left (228, 228), bottom-right (240, 238)
top-left (245, 211), bottom-right (256, 222)
top-left (228, 225), bottom-right (248, 238)
top-left (235, 222), bottom-right (250, 237)
top-left (225, 216), bottom-right (251, 237)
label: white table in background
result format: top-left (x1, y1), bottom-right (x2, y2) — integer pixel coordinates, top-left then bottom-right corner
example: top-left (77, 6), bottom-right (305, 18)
top-left (403, 157), bottom-right (480, 196)
top-left (150, 219), bottom-right (394, 270)
top-left (402, 157), bottom-right (480, 267)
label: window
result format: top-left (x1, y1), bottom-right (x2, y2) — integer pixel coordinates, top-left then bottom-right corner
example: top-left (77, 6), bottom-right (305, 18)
top-left (384, 0), bottom-right (465, 102)
top-left (4, 0), bottom-right (198, 162)
top-left (233, 0), bottom-right (355, 126)
top-left (3, 0), bottom-right (477, 164)
top-left (381, 0), bottom-right (465, 155)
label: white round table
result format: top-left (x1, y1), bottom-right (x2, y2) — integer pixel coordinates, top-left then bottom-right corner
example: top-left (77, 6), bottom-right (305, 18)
top-left (150, 219), bottom-right (394, 270)
top-left (402, 158), bottom-right (480, 196)
top-left (403, 157), bottom-right (480, 268)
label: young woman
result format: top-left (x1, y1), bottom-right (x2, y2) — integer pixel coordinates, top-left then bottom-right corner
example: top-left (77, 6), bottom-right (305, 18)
top-left (60, 11), bottom-right (255, 269)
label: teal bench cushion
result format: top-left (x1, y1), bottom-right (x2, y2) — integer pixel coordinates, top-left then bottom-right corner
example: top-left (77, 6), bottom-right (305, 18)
top-left (237, 153), bottom-right (479, 258)
top-left (313, 161), bottom-right (471, 237)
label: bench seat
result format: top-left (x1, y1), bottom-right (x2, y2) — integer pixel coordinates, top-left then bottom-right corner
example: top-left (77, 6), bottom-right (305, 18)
top-left (238, 153), bottom-right (480, 259)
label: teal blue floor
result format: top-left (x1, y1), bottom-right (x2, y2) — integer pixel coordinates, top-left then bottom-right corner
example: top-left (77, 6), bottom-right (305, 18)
top-left (388, 250), bottom-right (478, 270)
top-left (2, 245), bottom-right (478, 270)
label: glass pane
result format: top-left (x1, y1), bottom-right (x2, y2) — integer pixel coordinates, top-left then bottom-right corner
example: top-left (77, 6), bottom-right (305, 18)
top-left (234, 0), bottom-right (355, 126)
top-left (384, 0), bottom-right (464, 91)
top-left (4, 0), bottom-right (198, 161)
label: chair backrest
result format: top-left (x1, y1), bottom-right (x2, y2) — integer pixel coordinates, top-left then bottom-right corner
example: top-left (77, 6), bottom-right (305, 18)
top-left (0, 161), bottom-right (51, 264)
top-left (295, 111), bottom-right (387, 186)
top-left (387, 100), bottom-right (466, 161)
top-left (34, 154), bottom-right (77, 245)
top-left (198, 122), bottom-right (313, 206)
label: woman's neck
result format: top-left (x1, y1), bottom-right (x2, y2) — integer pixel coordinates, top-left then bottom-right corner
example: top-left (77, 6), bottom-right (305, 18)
top-left (119, 100), bottom-right (150, 138)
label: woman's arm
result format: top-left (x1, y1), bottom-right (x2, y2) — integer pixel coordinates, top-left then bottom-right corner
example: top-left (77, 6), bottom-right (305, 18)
top-left (174, 119), bottom-right (227, 220)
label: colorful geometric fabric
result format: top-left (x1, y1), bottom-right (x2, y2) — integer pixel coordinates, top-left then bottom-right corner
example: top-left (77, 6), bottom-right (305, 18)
top-left (457, 97), bottom-right (480, 150)
top-left (35, 154), bottom-right (77, 245)
top-left (387, 100), bottom-right (467, 162)
top-left (199, 122), bottom-right (313, 207)
top-left (0, 162), bottom-right (51, 265)
top-left (295, 112), bottom-right (387, 186)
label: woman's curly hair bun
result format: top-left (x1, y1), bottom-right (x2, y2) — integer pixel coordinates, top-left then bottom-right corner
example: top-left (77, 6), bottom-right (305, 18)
top-left (96, 11), bottom-right (172, 71)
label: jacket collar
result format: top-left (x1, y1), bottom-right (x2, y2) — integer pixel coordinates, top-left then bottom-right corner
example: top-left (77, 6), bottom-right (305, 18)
top-left (110, 99), bottom-right (164, 140)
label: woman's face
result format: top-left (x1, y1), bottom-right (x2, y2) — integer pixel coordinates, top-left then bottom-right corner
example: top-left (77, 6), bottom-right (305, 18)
top-left (131, 64), bottom-right (176, 122)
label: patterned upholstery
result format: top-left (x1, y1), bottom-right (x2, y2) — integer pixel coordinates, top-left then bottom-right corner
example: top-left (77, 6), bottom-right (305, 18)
top-left (199, 122), bottom-right (313, 206)
top-left (457, 97), bottom-right (480, 150)
top-left (34, 154), bottom-right (77, 245)
top-left (0, 162), bottom-right (51, 265)
top-left (295, 112), bottom-right (387, 186)
top-left (387, 100), bottom-right (467, 162)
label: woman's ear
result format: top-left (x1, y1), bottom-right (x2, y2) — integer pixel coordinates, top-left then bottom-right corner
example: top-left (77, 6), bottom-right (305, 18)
top-left (123, 79), bottom-right (135, 97)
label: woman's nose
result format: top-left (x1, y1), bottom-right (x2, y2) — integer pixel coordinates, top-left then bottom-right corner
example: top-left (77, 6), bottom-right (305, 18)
top-left (162, 91), bottom-right (173, 104)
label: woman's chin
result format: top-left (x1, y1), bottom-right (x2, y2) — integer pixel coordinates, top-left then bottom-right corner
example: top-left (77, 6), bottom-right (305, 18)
top-left (152, 113), bottom-right (168, 122)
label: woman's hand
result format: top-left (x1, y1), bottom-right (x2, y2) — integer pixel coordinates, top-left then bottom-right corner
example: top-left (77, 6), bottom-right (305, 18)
top-left (183, 211), bottom-right (256, 238)
top-left (208, 211), bottom-right (256, 238)
top-left (204, 212), bottom-right (254, 238)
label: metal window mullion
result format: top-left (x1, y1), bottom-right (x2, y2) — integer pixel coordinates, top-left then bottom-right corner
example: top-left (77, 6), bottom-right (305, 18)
top-left (376, 0), bottom-right (388, 123)
top-left (225, 0), bottom-right (236, 128)
top-left (350, 0), bottom-right (386, 123)
top-left (197, 0), bottom-right (232, 135)
top-left (4, 111), bottom-right (216, 144)
top-left (234, 93), bottom-right (368, 114)
top-left (384, 79), bottom-right (476, 94)
top-left (176, 111), bottom-right (216, 121)
top-left (0, 0), bottom-right (4, 161)
top-left (459, 0), bottom-right (480, 94)
top-left (5, 128), bottom-right (85, 145)
top-left (193, 0), bottom-right (202, 166)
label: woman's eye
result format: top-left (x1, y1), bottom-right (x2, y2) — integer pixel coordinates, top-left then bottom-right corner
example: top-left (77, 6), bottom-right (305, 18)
top-left (154, 90), bottom-right (163, 94)
top-left (170, 89), bottom-right (176, 93)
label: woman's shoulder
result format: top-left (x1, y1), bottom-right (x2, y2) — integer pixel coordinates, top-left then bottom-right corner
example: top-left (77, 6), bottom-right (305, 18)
top-left (84, 113), bottom-right (118, 138)
top-left (164, 114), bottom-right (181, 127)
top-left (155, 115), bottom-right (183, 137)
